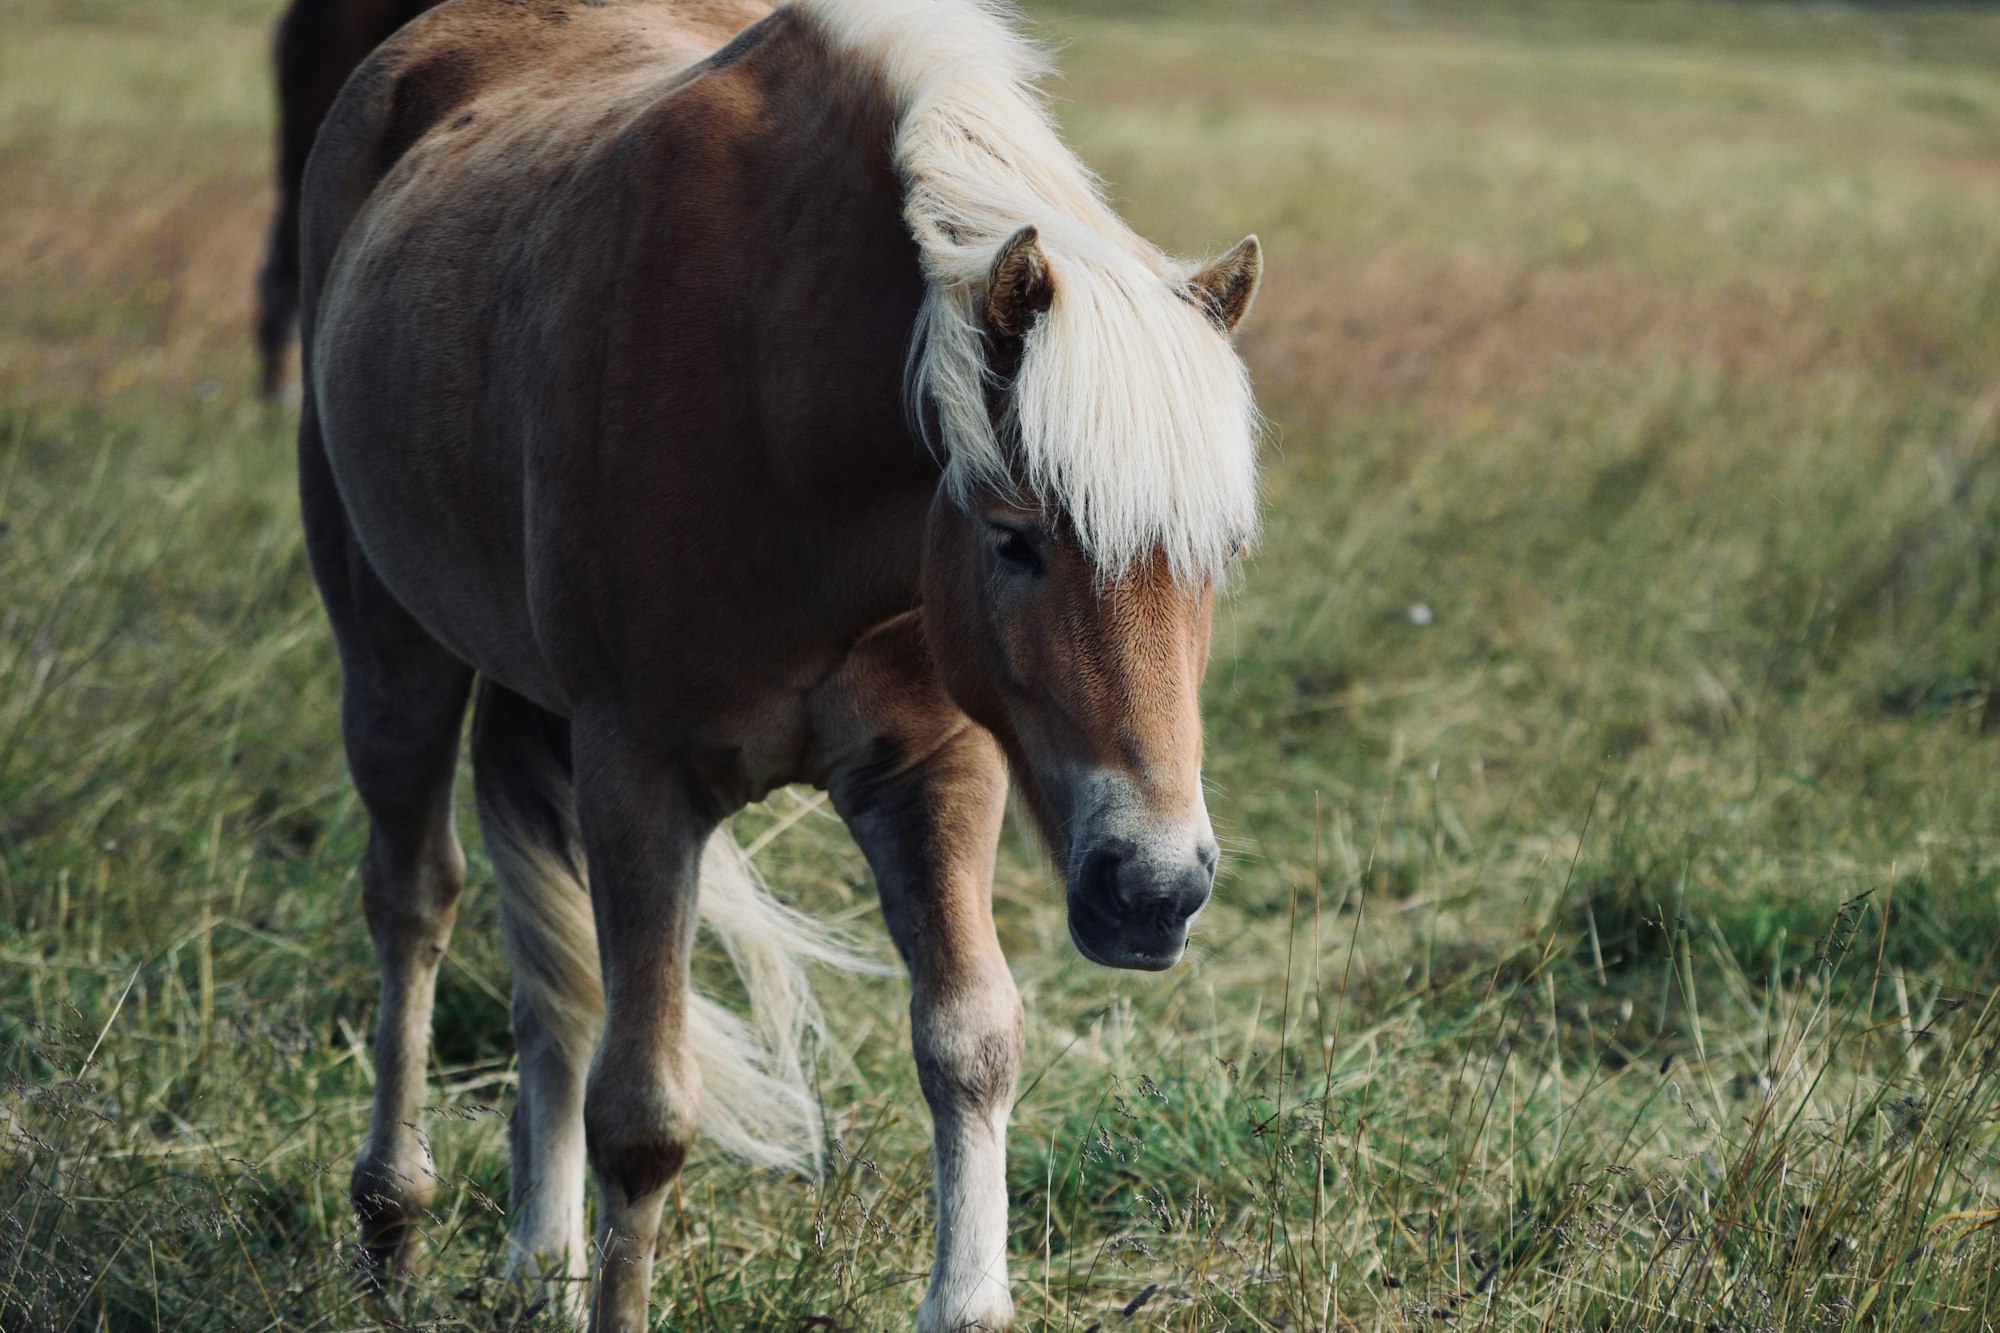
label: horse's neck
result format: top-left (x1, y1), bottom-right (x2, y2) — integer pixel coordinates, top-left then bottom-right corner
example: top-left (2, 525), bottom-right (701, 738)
top-left (715, 11), bottom-right (945, 621)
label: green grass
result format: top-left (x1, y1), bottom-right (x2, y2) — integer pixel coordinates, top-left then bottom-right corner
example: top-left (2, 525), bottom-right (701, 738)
top-left (3, 0), bottom-right (1999, 1327)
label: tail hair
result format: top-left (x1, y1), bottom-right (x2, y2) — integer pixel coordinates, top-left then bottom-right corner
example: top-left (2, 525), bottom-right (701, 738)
top-left (479, 707), bottom-right (878, 1171)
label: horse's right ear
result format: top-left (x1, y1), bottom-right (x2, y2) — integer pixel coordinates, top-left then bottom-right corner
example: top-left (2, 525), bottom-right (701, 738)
top-left (983, 225), bottom-right (1054, 339)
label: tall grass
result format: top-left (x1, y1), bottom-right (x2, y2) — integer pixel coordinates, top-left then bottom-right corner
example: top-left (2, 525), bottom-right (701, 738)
top-left (2, 0), bottom-right (1997, 1327)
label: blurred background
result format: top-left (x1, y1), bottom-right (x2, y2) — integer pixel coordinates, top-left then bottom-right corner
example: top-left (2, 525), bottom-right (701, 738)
top-left (2, 0), bottom-right (1997, 1328)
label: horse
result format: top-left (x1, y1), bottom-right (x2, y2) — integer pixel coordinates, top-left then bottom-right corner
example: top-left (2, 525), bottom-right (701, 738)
top-left (296, 0), bottom-right (1264, 1327)
top-left (256, 0), bottom-right (437, 394)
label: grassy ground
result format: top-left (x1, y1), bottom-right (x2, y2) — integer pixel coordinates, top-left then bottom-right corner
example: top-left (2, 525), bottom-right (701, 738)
top-left (3, 0), bottom-right (1998, 1327)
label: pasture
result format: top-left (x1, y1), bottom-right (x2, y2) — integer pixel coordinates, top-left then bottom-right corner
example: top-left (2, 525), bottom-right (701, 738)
top-left (3, 0), bottom-right (1998, 1327)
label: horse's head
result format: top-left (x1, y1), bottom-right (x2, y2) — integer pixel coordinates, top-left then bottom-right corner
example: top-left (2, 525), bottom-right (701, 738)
top-left (923, 225), bottom-right (1262, 971)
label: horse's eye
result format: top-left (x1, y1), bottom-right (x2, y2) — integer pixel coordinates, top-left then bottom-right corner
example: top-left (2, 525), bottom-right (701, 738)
top-left (986, 523), bottom-right (1044, 577)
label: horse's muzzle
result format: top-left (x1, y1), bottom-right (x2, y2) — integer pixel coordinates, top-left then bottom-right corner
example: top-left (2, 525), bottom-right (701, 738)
top-left (1066, 836), bottom-right (1217, 971)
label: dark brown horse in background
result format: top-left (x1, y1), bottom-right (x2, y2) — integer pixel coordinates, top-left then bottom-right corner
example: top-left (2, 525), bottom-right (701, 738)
top-left (255, 0), bottom-right (434, 393)
top-left (296, 0), bottom-right (1263, 1328)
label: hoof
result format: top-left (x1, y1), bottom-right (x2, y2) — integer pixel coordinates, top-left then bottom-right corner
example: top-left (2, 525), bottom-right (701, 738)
top-left (501, 1244), bottom-right (587, 1326)
top-left (351, 1161), bottom-right (438, 1282)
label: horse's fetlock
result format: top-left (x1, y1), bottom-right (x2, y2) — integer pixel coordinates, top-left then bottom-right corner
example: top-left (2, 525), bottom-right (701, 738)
top-left (351, 1155), bottom-right (437, 1222)
top-left (350, 1152), bottom-right (440, 1275)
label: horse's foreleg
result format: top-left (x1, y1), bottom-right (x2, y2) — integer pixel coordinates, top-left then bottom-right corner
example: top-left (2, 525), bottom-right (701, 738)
top-left (839, 726), bottom-right (1021, 1333)
top-left (570, 706), bottom-right (709, 1333)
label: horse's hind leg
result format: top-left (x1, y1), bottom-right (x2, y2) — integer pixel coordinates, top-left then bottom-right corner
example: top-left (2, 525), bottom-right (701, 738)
top-left (300, 403), bottom-right (474, 1277)
top-left (471, 681), bottom-right (594, 1318)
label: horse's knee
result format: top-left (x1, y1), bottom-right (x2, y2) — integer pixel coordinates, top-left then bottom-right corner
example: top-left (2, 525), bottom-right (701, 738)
top-left (913, 982), bottom-right (1023, 1118)
top-left (584, 1062), bottom-right (700, 1205)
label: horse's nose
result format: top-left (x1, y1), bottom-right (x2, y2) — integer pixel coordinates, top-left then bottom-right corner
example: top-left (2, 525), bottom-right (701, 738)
top-left (1068, 836), bottom-right (1215, 970)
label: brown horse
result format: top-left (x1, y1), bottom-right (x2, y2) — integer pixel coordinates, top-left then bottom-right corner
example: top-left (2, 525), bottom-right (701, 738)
top-left (297, 0), bottom-right (1263, 1328)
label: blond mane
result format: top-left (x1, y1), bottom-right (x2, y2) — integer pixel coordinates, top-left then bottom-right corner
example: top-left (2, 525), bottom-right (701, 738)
top-left (791, 0), bottom-right (1260, 582)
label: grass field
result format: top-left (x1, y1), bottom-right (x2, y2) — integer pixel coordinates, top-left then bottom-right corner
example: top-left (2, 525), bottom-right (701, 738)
top-left (4, 0), bottom-right (1999, 1327)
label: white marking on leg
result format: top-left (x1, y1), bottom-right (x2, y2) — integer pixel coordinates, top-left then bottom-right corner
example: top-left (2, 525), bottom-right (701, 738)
top-left (506, 1011), bottom-right (590, 1319)
top-left (923, 1099), bottom-right (1015, 1333)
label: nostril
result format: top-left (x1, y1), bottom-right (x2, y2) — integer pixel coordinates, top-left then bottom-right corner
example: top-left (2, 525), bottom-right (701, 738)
top-left (1168, 870), bottom-right (1210, 924)
top-left (1196, 840), bottom-right (1219, 876)
top-left (1079, 846), bottom-right (1126, 908)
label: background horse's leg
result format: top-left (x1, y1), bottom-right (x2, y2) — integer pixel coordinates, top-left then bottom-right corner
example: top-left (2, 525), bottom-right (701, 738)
top-left (259, 0), bottom-right (338, 395)
top-left (569, 704), bottom-right (712, 1333)
top-left (260, 0), bottom-right (428, 394)
top-left (470, 682), bottom-right (594, 1319)
top-left (837, 725), bottom-right (1021, 1333)
top-left (299, 403), bottom-right (475, 1277)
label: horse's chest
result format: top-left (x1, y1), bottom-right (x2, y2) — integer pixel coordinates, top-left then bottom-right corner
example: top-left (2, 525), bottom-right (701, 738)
top-left (686, 631), bottom-right (936, 808)
top-left (684, 691), bottom-right (825, 808)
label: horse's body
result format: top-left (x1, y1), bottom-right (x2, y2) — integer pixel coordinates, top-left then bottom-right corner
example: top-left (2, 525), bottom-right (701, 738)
top-left (299, 0), bottom-right (1262, 1327)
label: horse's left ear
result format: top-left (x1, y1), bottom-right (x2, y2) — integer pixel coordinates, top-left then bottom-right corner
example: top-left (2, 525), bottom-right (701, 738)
top-left (1186, 235), bottom-right (1262, 334)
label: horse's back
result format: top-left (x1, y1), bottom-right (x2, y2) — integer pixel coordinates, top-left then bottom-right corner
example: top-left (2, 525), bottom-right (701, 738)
top-left (300, 0), bottom-right (770, 309)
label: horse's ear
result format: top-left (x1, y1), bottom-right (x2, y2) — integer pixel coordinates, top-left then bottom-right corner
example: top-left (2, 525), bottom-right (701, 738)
top-left (1186, 235), bottom-right (1262, 334)
top-left (984, 225), bottom-right (1054, 339)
